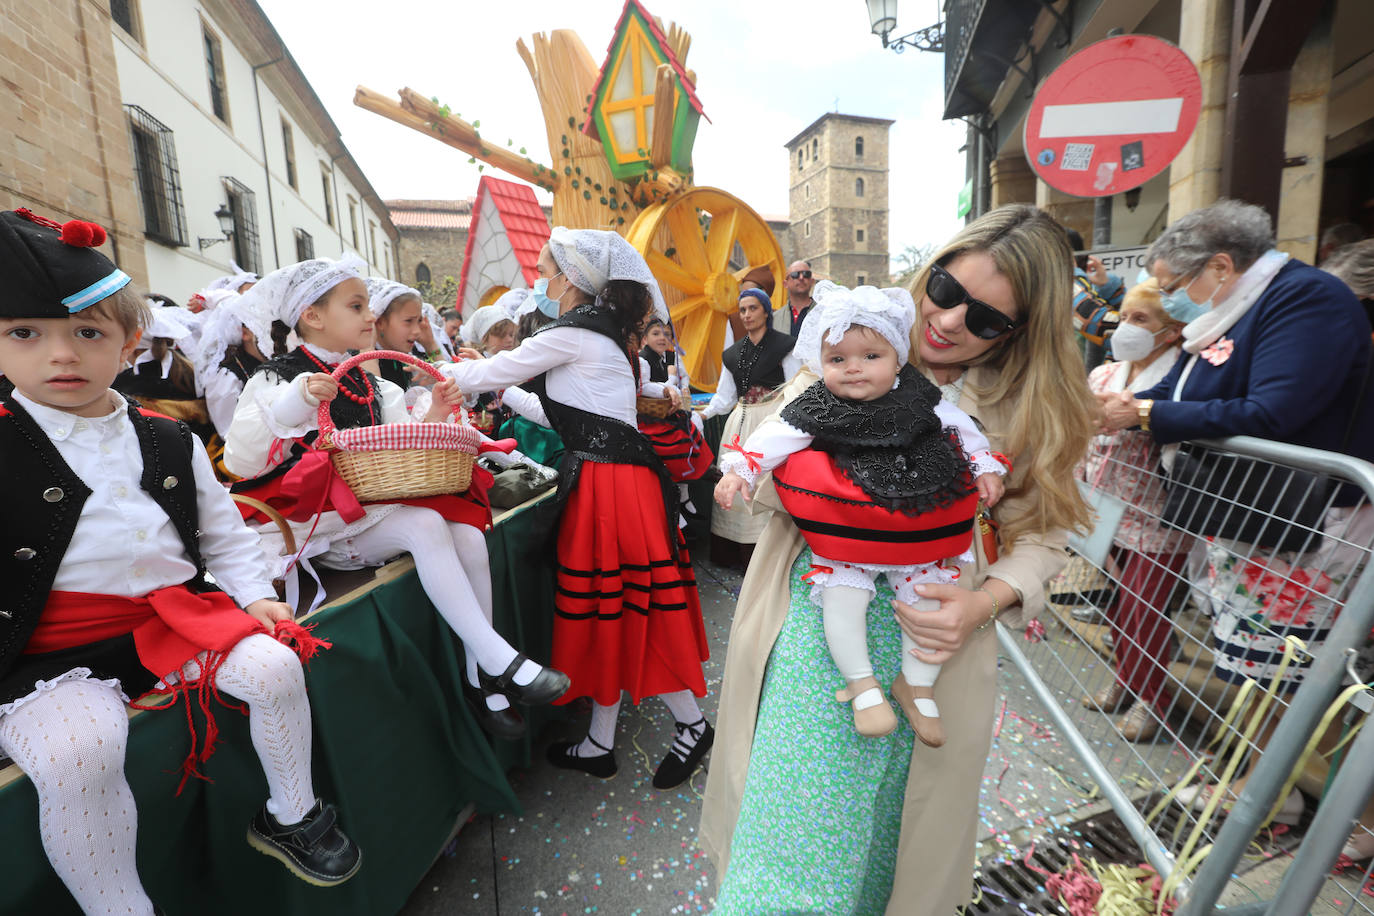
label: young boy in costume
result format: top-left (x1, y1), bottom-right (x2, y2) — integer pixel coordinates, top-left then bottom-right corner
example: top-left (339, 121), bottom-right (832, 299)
top-left (0, 209), bottom-right (360, 915)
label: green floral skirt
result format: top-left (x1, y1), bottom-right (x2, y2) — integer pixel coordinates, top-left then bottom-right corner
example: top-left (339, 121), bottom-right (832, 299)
top-left (714, 550), bottom-right (915, 915)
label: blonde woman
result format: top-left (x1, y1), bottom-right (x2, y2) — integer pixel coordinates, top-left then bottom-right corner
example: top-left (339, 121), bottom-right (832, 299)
top-left (1079, 280), bottom-right (1188, 742)
top-left (701, 205), bottom-right (1095, 915)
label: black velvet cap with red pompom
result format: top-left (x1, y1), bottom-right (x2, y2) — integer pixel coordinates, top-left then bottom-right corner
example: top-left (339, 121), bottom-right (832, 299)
top-left (0, 208), bottom-right (132, 319)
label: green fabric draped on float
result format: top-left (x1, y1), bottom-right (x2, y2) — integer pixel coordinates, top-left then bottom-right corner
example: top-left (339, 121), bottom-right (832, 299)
top-left (0, 493), bottom-right (561, 915)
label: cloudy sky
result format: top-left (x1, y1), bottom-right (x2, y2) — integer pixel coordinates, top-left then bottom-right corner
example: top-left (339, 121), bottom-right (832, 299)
top-left (256, 0), bottom-right (968, 270)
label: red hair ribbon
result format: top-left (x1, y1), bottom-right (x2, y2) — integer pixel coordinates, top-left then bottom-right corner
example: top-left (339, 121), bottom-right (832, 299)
top-left (723, 434), bottom-right (763, 474)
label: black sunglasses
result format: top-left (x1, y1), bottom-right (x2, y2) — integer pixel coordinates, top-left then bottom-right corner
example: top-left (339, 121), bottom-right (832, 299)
top-left (787, 270), bottom-right (813, 279)
top-left (926, 264), bottom-right (1021, 340)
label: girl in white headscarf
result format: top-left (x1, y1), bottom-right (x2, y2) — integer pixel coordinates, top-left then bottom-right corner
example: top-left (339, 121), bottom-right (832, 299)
top-left (365, 278), bottom-right (425, 392)
top-left (194, 289), bottom-right (274, 436)
top-left (224, 257), bottom-right (570, 739)
top-left (715, 284), bottom-right (1008, 746)
top-left (440, 228), bottom-right (712, 790)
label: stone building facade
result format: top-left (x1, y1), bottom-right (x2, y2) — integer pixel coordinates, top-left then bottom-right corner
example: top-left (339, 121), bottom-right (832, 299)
top-left (1, 0), bottom-right (149, 283)
top-left (388, 199), bottom-right (472, 292)
top-left (784, 113), bottom-right (894, 287)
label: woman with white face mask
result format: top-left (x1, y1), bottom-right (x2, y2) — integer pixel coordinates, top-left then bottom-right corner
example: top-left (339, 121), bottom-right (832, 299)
top-left (1081, 280), bottom-right (1186, 742)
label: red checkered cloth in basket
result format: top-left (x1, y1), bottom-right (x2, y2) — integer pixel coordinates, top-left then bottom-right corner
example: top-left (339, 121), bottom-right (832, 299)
top-left (330, 421), bottom-right (480, 454)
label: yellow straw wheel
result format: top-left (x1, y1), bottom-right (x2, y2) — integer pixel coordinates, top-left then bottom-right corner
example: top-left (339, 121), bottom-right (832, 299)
top-left (626, 187), bottom-right (783, 393)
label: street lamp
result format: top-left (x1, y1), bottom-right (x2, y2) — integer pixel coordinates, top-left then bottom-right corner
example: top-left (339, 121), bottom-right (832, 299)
top-left (198, 203), bottom-right (235, 250)
top-left (864, 0), bottom-right (943, 53)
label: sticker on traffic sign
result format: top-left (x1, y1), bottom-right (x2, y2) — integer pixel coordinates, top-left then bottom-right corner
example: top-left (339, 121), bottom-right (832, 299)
top-left (1024, 35), bottom-right (1201, 198)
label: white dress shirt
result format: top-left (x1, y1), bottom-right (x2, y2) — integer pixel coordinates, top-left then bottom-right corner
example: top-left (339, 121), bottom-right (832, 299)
top-left (12, 390), bottom-right (276, 608)
top-left (442, 326), bottom-right (639, 427)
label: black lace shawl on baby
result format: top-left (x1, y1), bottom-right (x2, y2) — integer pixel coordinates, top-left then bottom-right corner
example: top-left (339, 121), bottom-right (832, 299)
top-left (780, 364), bottom-right (976, 515)
top-left (525, 304), bottom-right (677, 539)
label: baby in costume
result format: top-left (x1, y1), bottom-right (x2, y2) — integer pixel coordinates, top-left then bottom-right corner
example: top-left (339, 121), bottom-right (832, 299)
top-left (716, 283), bottom-right (1007, 746)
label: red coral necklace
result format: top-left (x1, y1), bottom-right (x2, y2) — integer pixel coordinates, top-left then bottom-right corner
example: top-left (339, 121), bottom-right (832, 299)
top-left (299, 347), bottom-right (376, 405)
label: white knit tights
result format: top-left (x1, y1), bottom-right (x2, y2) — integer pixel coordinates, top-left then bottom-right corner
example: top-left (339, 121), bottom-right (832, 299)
top-left (345, 509), bottom-right (537, 708)
top-left (177, 633), bottom-right (317, 824)
top-left (0, 633), bottom-right (319, 915)
top-left (0, 679), bottom-right (150, 915)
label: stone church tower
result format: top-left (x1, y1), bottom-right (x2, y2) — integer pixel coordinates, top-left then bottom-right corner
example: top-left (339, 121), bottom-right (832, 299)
top-left (784, 113), bottom-right (894, 287)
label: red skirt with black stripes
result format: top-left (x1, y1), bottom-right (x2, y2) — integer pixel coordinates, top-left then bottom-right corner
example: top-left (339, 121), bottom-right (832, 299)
top-left (638, 414), bottom-right (714, 482)
top-left (553, 460), bottom-right (709, 705)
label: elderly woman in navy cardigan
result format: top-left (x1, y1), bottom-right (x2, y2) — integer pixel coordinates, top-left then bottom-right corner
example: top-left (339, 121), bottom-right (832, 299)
top-left (1099, 198), bottom-right (1368, 455)
top-left (1097, 197), bottom-right (1369, 833)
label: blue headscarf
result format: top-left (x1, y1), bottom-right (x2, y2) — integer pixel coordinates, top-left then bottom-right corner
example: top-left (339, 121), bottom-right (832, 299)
top-left (739, 288), bottom-right (772, 311)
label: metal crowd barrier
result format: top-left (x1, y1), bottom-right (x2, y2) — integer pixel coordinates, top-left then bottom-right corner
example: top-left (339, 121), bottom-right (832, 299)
top-left (998, 433), bottom-right (1374, 915)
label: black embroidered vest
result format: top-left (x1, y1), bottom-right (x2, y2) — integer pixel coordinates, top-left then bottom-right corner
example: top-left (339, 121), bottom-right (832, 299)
top-left (0, 397), bottom-right (205, 678)
top-left (639, 347), bottom-right (670, 383)
top-left (219, 348), bottom-right (263, 385)
top-left (528, 306), bottom-right (677, 534)
top-left (721, 329), bottom-right (794, 392)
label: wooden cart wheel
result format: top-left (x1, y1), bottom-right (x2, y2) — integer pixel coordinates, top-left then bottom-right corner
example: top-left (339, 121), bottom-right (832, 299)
top-left (626, 187), bottom-right (783, 393)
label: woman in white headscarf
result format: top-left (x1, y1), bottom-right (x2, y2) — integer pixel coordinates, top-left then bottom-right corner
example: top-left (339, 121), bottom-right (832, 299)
top-left (440, 227), bottom-right (712, 790)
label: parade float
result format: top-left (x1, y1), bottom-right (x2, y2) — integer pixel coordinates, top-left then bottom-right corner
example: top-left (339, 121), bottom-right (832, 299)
top-left (355, 0), bottom-right (784, 391)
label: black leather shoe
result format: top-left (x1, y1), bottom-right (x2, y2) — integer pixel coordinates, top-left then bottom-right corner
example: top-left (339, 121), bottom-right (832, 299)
top-left (246, 799), bottom-right (361, 886)
top-left (463, 679), bottom-right (527, 740)
top-left (546, 737), bottom-right (617, 778)
top-left (653, 719), bottom-right (714, 789)
top-left (478, 654), bottom-right (571, 705)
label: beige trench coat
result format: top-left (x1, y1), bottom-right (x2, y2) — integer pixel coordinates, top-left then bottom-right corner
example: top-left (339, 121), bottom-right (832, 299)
top-left (698, 364), bottom-right (1071, 916)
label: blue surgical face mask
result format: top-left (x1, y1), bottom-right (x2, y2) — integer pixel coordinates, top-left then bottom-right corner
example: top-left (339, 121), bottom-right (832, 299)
top-left (533, 275), bottom-right (563, 318)
top-left (1161, 272), bottom-right (1211, 324)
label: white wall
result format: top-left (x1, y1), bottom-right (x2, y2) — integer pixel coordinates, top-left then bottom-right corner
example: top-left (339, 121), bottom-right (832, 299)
top-left (111, 0), bottom-right (393, 302)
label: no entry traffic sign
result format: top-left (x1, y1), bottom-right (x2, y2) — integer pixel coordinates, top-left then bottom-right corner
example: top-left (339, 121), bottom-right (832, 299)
top-left (1024, 35), bottom-right (1201, 198)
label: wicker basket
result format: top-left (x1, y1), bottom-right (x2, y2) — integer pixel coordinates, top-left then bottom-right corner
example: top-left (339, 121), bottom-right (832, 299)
top-left (318, 350), bottom-right (479, 502)
top-left (636, 395), bottom-right (675, 418)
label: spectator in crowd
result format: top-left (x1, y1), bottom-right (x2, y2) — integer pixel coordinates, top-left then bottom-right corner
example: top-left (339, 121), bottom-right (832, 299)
top-left (774, 260), bottom-right (816, 337)
top-left (1099, 199), bottom-right (1368, 456)
top-left (1079, 279), bottom-right (1188, 742)
top-left (699, 289), bottom-right (800, 569)
top-left (1323, 238), bottom-right (1374, 328)
top-left (1066, 228), bottom-right (1125, 371)
top-left (1318, 222), bottom-right (1365, 266)
top-left (1097, 200), bottom-right (1370, 819)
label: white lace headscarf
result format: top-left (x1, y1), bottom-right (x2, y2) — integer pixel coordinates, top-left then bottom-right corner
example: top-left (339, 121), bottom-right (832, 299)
top-left (238, 255), bottom-right (366, 329)
top-left (140, 303), bottom-right (197, 346)
top-left (547, 226), bottom-right (669, 323)
top-left (461, 304), bottom-right (513, 348)
top-left (206, 260), bottom-right (258, 293)
top-left (795, 280), bottom-right (917, 373)
top-left (365, 277), bottom-right (421, 318)
top-left (494, 287), bottom-right (534, 320)
top-left (193, 290), bottom-right (272, 386)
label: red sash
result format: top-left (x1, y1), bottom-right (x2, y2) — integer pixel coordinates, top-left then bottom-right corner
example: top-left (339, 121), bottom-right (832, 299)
top-left (773, 448), bottom-right (977, 566)
top-left (29, 587), bottom-right (329, 792)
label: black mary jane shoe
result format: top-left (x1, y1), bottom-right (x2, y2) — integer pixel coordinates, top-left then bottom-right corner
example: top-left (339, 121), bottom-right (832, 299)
top-left (463, 678), bottom-right (527, 740)
top-left (652, 719), bottom-right (714, 790)
top-left (246, 799), bottom-right (362, 887)
top-left (478, 654), bottom-right (571, 705)
top-left (546, 736), bottom-right (618, 779)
